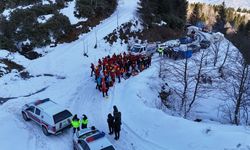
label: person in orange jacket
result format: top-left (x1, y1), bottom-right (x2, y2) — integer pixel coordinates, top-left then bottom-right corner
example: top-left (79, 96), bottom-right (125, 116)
top-left (94, 67), bottom-right (100, 81)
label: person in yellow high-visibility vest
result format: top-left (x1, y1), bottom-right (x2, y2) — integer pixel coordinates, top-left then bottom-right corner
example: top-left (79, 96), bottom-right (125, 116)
top-left (158, 47), bottom-right (164, 57)
top-left (81, 114), bottom-right (88, 129)
top-left (71, 115), bottom-right (80, 133)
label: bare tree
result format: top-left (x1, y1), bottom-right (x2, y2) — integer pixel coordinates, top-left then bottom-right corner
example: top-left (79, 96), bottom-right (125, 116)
top-left (222, 59), bottom-right (250, 125)
top-left (211, 41), bottom-right (221, 67)
top-left (233, 62), bottom-right (249, 125)
top-left (181, 56), bottom-right (189, 118)
top-left (219, 41), bottom-right (230, 78)
top-left (187, 49), bottom-right (207, 113)
top-left (160, 55), bottom-right (193, 118)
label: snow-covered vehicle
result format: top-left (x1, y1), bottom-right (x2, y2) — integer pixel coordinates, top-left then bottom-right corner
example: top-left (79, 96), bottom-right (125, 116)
top-left (73, 127), bottom-right (115, 150)
top-left (128, 43), bottom-right (156, 56)
top-left (200, 39), bottom-right (211, 49)
top-left (165, 40), bottom-right (181, 48)
top-left (210, 32), bottom-right (224, 43)
top-left (188, 44), bottom-right (200, 53)
top-left (49, 42), bottom-right (57, 48)
top-left (21, 98), bottom-right (73, 136)
top-left (179, 37), bottom-right (194, 44)
top-left (157, 43), bottom-right (167, 51)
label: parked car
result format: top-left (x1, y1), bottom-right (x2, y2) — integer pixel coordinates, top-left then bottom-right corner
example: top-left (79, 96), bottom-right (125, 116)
top-left (128, 43), bottom-right (156, 56)
top-left (199, 39), bottom-right (211, 49)
top-left (73, 127), bottom-right (115, 150)
top-left (188, 44), bottom-right (200, 53)
top-left (22, 98), bottom-right (73, 136)
top-left (202, 26), bottom-right (210, 33)
top-left (165, 40), bottom-right (180, 48)
top-left (179, 37), bottom-right (194, 44)
top-left (49, 42), bottom-right (57, 48)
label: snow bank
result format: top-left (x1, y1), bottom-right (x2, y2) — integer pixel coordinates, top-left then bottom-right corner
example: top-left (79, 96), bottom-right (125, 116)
top-left (0, 0), bottom-right (250, 150)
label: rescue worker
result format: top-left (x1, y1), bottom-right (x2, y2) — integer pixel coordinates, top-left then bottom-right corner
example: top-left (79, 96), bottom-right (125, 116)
top-left (95, 66), bottom-right (100, 81)
top-left (116, 67), bottom-right (121, 83)
top-left (110, 69), bottom-right (116, 83)
top-left (101, 78), bottom-right (108, 97)
top-left (90, 63), bottom-right (95, 77)
top-left (96, 76), bottom-right (102, 91)
top-left (158, 47), bottom-right (164, 57)
top-left (107, 113), bottom-right (114, 135)
top-left (81, 114), bottom-right (88, 129)
top-left (71, 115), bottom-right (80, 133)
top-left (120, 67), bottom-right (125, 77)
top-left (105, 75), bottom-right (110, 90)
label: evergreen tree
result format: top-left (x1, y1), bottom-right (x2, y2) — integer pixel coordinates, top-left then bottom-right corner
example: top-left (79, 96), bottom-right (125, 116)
top-left (138, 0), bottom-right (187, 29)
top-left (245, 20), bottom-right (250, 36)
top-left (213, 2), bottom-right (227, 33)
top-left (189, 3), bottom-right (200, 25)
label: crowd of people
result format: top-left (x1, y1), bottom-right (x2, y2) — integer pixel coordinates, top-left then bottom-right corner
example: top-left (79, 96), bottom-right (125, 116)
top-left (91, 52), bottom-right (152, 97)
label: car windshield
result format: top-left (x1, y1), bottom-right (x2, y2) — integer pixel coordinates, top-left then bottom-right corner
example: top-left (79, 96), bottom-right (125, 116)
top-left (131, 47), bottom-right (141, 53)
top-left (78, 130), bottom-right (98, 139)
top-left (53, 110), bottom-right (72, 124)
top-left (101, 145), bottom-right (115, 150)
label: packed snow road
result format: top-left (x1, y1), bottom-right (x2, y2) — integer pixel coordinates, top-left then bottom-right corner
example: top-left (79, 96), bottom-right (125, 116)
top-left (1, 0), bottom-right (250, 150)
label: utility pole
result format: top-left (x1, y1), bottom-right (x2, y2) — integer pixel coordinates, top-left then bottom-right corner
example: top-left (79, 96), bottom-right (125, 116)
top-left (94, 30), bottom-right (98, 49)
top-left (116, 10), bottom-right (119, 29)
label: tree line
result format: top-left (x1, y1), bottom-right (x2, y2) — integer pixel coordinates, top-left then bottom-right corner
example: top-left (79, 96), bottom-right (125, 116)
top-left (138, 0), bottom-right (188, 29)
top-left (188, 2), bottom-right (250, 64)
top-left (0, 0), bottom-right (117, 59)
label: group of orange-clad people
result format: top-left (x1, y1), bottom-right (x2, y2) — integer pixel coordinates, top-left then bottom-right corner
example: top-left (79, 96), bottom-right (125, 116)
top-left (90, 52), bottom-right (152, 97)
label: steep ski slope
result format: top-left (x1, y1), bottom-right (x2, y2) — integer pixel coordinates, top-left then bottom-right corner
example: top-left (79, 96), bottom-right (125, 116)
top-left (0, 0), bottom-right (250, 150)
top-left (188, 0), bottom-right (250, 9)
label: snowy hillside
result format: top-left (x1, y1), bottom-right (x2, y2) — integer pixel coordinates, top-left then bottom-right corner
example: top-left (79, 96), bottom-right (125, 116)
top-left (188, 0), bottom-right (250, 9)
top-left (0, 0), bottom-right (250, 150)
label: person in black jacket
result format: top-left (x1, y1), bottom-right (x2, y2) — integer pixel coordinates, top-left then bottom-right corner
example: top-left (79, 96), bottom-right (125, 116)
top-left (107, 113), bottom-right (114, 135)
top-left (113, 105), bottom-right (118, 117)
top-left (113, 111), bottom-right (122, 140)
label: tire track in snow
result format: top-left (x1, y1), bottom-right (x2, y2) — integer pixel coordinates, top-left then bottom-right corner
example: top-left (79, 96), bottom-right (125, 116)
top-left (107, 77), bottom-right (170, 150)
top-left (1, 103), bottom-right (51, 150)
top-left (122, 122), bottom-right (169, 150)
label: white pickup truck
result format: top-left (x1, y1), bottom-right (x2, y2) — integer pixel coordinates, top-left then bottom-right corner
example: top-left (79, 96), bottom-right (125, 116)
top-left (22, 98), bottom-right (73, 136)
top-left (128, 43), bottom-right (156, 56)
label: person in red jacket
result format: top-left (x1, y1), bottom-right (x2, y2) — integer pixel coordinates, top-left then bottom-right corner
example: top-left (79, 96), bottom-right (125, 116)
top-left (101, 78), bottom-right (108, 97)
top-left (116, 67), bottom-right (121, 83)
top-left (110, 69), bottom-right (116, 83)
top-left (95, 67), bottom-right (100, 81)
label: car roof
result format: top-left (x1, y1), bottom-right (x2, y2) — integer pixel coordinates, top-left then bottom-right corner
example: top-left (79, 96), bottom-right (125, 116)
top-left (87, 136), bottom-right (113, 149)
top-left (77, 128), bottom-right (113, 149)
top-left (133, 44), bottom-right (145, 48)
top-left (32, 99), bottom-right (66, 115)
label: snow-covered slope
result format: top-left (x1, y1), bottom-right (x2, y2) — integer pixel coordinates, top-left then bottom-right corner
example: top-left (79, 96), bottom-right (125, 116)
top-left (0, 0), bottom-right (250, 150)
top-left (188, 0), bottom-right (250, 9)
top-left (59, 0), bottom-right (87, 25)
